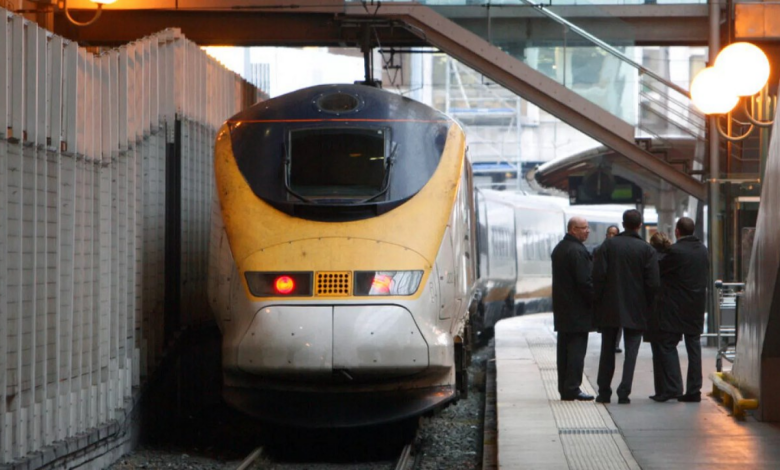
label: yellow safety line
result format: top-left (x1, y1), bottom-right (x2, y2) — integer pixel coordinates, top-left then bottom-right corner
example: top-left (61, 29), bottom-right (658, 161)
top-left (709, 372), bottom-right (759, 419)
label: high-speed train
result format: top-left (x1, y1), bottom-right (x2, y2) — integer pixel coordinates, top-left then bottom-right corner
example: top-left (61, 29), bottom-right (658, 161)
top-left (208, 84), bottom-right (479, 427)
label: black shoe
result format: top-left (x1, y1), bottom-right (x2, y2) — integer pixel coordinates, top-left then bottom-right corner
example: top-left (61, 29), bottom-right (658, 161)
top-left (678, 393), bottom-right (701, 403)
top-left (615, 348), bottom-right (622, 353)
top-left (650, 394), bottom-right (680, 403)
top-left (618, 397), bottom-right (631, 404)
top-left (595, 395), bottom-right (611, 404)
top-left (562, 391), bottom-right (595, 401)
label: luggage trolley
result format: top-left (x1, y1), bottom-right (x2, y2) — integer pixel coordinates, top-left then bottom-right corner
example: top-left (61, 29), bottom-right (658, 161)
top-left (712, 280), bottom-right (744, 372)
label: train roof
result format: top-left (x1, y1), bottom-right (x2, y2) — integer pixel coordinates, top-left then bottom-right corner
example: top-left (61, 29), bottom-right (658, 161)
top-left (478, 189), bottom-right (658, 224)
top-left (228, 83), bottom-right (454, 124)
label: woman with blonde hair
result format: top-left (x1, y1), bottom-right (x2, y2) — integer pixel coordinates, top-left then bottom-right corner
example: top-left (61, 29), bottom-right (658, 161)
top-left (650, 232), bottom-right (672, 257)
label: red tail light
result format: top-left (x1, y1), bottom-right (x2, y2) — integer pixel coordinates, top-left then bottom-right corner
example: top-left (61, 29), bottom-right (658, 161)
top-left (370, 274), bottom-right (393, 295)
top-left (245, 272), bottom-right (312, 297)
top-left (274, 276), bottom-right (295, 294)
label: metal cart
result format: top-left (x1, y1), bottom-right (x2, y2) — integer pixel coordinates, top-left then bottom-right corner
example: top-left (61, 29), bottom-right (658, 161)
top-left (709, 280), bottom-right (744, 372)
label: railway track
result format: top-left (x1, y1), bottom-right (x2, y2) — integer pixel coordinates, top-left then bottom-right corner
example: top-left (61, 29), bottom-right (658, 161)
top-left (231, 421), bottom-right (421, 470)
top-left (236, 447), bottom-right (264, 470)
top-left (109, 341), bottom-right (492, 470)
top-left (393, 438), bottom-right (424, 470)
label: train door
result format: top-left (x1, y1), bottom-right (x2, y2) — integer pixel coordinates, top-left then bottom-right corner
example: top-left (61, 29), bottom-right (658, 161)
top-left (457, 164), bottom-right (477, 300)
top-left (437, 226), bottom-right (456, 321)
top-left (475, 189), bottom-right (489, 281)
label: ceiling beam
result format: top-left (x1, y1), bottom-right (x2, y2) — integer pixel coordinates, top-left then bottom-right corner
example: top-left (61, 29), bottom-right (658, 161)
top-left (53, 11), bottom-right (419, 47)
top-left (52, 4), bottom-right (709, 47)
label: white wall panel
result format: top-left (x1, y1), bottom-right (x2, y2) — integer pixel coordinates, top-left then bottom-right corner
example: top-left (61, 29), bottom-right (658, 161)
top-left (0, 11), bottom-right (261, 464)
top-left (0, 16), bottom-right (9, 464)
top-left (0, 12), bottom-right (9, 138)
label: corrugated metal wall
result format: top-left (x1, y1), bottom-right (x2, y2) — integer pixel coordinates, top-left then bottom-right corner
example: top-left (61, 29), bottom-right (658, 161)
top-left (0, 11), bottom-right (259, 464)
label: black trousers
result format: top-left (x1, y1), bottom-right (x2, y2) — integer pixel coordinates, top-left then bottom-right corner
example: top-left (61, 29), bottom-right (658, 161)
top-left (683, 333), bottom-right (703, 395)
top-left (650, 341), bottom-right (664, 395)
top-left (597, 327), bottom-right (642, 399)
top-left (557, 331), bottom-right (589, 399)
top-left (653, 331), bottom-right (684, 397)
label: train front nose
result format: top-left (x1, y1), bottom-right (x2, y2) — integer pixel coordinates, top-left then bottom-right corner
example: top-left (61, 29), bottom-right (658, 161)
top-left (236, 305), bottom-right (429, 379)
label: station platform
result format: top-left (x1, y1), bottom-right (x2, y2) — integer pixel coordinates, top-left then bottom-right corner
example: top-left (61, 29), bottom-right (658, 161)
top-left (495, 313), bottom-right (780, 469)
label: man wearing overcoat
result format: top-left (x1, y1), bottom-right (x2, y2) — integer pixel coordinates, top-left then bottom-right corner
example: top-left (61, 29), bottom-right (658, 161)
top-left (652, 217), bottom-right (709, 402)
top-left (594, 225), bottom-right (622, 353)
top-left (593, 209), bottom-right (660, 404)
top-left (551, 216), bottom-right (594, 401)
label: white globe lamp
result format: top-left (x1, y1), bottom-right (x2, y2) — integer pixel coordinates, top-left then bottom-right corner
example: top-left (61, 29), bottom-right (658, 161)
top-left (691, 67), bottom-right (739, 115)
top-left (715, 42), bottom-right (771, 97)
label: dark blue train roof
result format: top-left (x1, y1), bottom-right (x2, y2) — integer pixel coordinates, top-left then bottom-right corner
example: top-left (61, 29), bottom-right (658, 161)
top-left (226, 84), bottom-right (460, 222)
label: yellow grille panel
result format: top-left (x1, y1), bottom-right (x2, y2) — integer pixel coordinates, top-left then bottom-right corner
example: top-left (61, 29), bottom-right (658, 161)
top-left (316, 271), bottom-right (352, 296)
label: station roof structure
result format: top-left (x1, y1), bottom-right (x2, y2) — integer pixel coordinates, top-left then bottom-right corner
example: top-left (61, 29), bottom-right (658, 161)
top-left (51, 0), bottom-right (711, 200)
top-left (54, 0), bottom-right (709, 47)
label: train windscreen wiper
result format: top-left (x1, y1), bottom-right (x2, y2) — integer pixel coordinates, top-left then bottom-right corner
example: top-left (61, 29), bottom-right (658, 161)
top-left (282, 142), bottom-right (314, 204)
top-left (358, 141), bottom-right (397, 204)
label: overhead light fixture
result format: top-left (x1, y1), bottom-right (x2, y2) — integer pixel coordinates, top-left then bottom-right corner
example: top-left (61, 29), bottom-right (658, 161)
top-left (59, 0), bottom-right (116, 27)
top-left (690, 42), bottom-right (775, 142)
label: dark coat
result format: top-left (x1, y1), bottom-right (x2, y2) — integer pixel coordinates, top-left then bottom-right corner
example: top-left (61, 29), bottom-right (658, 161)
top-left (658, 236), bottom-right (709, 335)
top-left (643, 249), bottom-right (667, 343)
top-left (551, 233), bottom-right (593, 332)
top-left (592, 231), bottom-right (660, 330)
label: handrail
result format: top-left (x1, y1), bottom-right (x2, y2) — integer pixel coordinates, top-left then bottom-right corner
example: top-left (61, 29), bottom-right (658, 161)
top-left (640, 75), bottom-right (705, 121)
top-left (516, 0), bottom-right (692, 98)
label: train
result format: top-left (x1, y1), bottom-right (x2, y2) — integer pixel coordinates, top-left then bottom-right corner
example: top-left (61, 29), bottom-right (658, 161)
top-left (207, 83), bottom-right (655, 427)
top-left (208, 84), bottom-right (477, 427)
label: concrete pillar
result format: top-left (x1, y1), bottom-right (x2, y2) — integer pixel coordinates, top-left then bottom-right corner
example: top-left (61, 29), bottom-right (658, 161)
top-left (657, 181), bottom-right (676, 239)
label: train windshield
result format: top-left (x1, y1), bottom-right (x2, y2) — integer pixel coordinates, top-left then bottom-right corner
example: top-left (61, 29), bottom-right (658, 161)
top-left (287, 128), bottom-right (391, 202)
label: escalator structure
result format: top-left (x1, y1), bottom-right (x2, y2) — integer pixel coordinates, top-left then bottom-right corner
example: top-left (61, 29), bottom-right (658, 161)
top-left (342, 1), bottom-right (707, 200)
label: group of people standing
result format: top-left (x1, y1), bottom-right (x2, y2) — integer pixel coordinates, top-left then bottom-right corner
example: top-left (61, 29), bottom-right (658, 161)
top-left (551, 209), bottom-right (709, 404)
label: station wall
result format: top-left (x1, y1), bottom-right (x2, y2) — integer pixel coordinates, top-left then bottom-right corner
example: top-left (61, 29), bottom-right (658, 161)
top-left (736, 78), bottom-right (780, 420)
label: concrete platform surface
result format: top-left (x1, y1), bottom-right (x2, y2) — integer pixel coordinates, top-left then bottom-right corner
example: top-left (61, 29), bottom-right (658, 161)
top-left (495, 313), bottom-right (780, 469)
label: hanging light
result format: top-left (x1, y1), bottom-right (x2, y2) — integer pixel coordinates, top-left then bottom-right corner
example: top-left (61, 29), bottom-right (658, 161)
top-left (60, 0), bottom-right (117, 27)
top-left (714, 42), bottom-right (771, 97)
top-left (690, 67), bottom-right (739, 115)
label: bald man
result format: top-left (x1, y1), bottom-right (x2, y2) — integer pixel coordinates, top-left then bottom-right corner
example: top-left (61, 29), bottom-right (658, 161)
top-left (551, 217), bottom-right (594, 401)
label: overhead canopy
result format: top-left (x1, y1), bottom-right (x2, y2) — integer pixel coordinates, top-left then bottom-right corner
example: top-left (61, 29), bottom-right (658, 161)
top-left (530, 136), bottom-right (703, 201)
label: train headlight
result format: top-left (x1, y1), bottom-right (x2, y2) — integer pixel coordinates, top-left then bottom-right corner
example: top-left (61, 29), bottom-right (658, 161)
top-left (274, 276), bottom-right (295, 295)
top-left (245, 272), bottom-right (313, 297)
top-left (354, 271), bottom-right (423, 296)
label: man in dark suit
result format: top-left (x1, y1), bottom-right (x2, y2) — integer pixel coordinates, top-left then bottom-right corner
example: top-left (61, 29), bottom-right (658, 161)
top-left (551, 216), bottom-right (594, 401)
top-left (593, 210), bottom-right (660, 404)
top-left (652, 217), bottom-right (710, 403)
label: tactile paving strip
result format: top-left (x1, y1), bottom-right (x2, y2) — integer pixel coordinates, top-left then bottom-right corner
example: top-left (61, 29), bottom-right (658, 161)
top-left (528, 340), bottom-right (558, 370)
top-left (527, 338), bottom-right (637, 469)
top-left (561, 434), bottom-right (632, 470)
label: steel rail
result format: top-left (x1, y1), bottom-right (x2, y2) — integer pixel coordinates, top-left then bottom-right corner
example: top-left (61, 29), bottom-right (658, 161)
top-left (236, 447), bottom-right (264, 470)
top-left (394, 442), bottom-right (414, 470)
